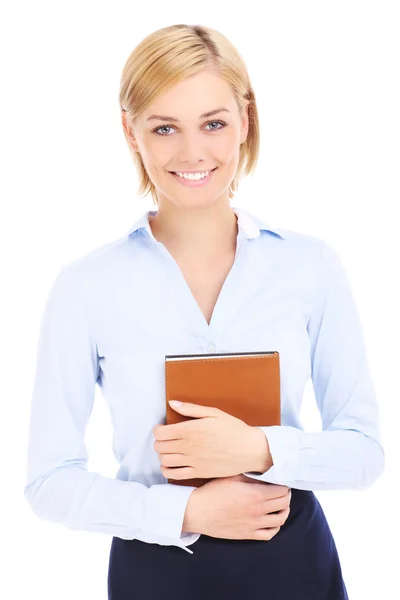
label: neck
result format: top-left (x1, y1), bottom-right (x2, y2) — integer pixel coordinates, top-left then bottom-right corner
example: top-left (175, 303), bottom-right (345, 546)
top-left (149, 203), bottom-right (238, 260)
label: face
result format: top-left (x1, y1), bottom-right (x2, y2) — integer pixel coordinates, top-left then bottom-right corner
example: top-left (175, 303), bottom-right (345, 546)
top-left (122, 70), bottom-right (249, 209)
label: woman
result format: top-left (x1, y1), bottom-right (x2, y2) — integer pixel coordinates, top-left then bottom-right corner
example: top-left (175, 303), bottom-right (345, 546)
top-left (24, 24), bottom-right (385, 599)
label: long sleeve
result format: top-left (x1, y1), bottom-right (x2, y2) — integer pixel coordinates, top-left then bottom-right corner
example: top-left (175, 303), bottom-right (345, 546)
top-left (24, 266), bottom-right (199, 554)
top-left (243, 240), bottom-right (385, 491)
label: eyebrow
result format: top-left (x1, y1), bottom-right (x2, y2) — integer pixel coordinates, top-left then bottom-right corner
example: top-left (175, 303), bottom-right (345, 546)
top-left (146, 107), bottom-right (230, 122)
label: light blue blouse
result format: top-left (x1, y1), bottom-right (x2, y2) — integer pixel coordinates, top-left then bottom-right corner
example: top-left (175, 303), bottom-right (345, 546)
top-left (24, 206), bottom-right (385, 554)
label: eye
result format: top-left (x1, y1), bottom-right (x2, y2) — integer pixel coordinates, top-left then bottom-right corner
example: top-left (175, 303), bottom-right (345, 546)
top-left (150, 119), bottom-right (227, 136)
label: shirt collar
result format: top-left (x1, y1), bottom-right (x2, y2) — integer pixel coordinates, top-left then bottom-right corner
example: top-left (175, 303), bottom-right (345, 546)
top-left (125, 206), bottom-right (285, 241)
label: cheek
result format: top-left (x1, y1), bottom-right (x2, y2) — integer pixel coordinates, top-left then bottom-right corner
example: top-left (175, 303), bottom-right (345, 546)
top-left (142, 137), bottom-right (170, 160)
top-left (218, 134), bottom-right (240, 161)
top-left (143, 152), bottom-right (170, 175)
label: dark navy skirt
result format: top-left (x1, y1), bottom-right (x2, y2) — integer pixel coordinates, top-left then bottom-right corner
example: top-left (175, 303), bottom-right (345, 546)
top-left (107, 488), bottom-right (349, 599)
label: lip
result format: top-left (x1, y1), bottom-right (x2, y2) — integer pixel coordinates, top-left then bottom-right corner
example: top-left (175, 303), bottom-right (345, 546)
top-left (169, 168), bottom-right (217, 174)
top-left (169, 167), bottom-right (218, 188)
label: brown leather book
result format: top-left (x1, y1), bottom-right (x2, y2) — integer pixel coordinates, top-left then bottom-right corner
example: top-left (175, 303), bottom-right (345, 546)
top-left (165, 351), bottom-right (281, 487)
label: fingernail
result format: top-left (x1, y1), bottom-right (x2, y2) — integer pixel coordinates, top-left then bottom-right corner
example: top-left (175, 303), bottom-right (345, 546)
top-left (169, 400), bottom-right (183, 407)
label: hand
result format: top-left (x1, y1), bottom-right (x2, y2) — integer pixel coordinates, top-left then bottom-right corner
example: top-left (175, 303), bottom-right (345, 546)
top-left (153, 401), bottom-right (260, 480)
top-left (183, 474), bottom-right (292, 540)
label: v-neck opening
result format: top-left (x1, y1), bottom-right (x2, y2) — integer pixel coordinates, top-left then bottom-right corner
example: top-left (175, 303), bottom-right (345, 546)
top-left (143, 214), bottom-right (249, 334)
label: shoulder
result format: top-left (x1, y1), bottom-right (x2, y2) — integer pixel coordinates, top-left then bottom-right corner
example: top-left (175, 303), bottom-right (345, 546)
top-left (267, 225), bottom-right (334, 261)
top-left (272, 224), bottom-right (326, 246)
top-left (51, 231), bottom-right (133, 296)
top-left (264, 226), bottom-right (348, 287)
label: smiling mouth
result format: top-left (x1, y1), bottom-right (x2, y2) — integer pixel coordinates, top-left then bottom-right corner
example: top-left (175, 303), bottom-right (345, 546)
top-left (169, 167), bottom-right (218, 175)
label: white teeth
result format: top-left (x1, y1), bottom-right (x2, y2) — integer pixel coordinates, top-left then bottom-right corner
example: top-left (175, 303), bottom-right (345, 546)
top-left (175, 170), bottom-right (210, 180)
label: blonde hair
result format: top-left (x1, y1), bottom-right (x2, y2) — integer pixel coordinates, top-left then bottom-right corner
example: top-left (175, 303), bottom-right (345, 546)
top-left (119, 24), bottom-right (260, 206)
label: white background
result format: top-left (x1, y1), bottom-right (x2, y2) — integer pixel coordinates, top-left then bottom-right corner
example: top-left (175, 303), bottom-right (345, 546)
top-left (2, 1), bottom-right (399, 598)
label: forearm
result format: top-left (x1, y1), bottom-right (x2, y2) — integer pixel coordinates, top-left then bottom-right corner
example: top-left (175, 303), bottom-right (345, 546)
top-left (243, 425), bottom-right (385, 490)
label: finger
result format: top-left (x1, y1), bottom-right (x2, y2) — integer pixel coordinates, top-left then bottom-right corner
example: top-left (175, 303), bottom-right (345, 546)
top-left (260, 507), bottom-right (290, 528)
top-left (161, 465), bottom-right (195, 479)
top-left (263, 493), bottom-right (291, 513)
top-left (252, 483), bottom-right (289, 498)
top-left (264, 485), bottom-right (290, 498)
top-left (160, 452), bottom-right (188, 467)
top-left (154, 439), bottom-right (185, 453)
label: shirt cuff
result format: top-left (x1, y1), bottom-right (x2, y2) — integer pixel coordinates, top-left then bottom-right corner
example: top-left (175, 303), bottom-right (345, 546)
top-left (242, 425), bottom-right (300, 484)
top-left (142, 483), bottom-right (201, 554)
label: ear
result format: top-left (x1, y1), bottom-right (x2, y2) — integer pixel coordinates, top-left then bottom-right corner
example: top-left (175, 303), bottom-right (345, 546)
top-left (240, 102), bottom-right (250, 145)
top-left (122, 110), bottom-right (140, 153)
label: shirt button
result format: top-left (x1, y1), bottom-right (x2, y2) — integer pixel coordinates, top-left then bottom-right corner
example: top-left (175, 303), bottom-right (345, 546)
top-left (206, 343), bottom-right (216, 353)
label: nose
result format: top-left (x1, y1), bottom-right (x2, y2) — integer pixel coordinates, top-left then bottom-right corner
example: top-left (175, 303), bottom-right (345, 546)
top-left (178, 131), bottom-right (208, 164)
